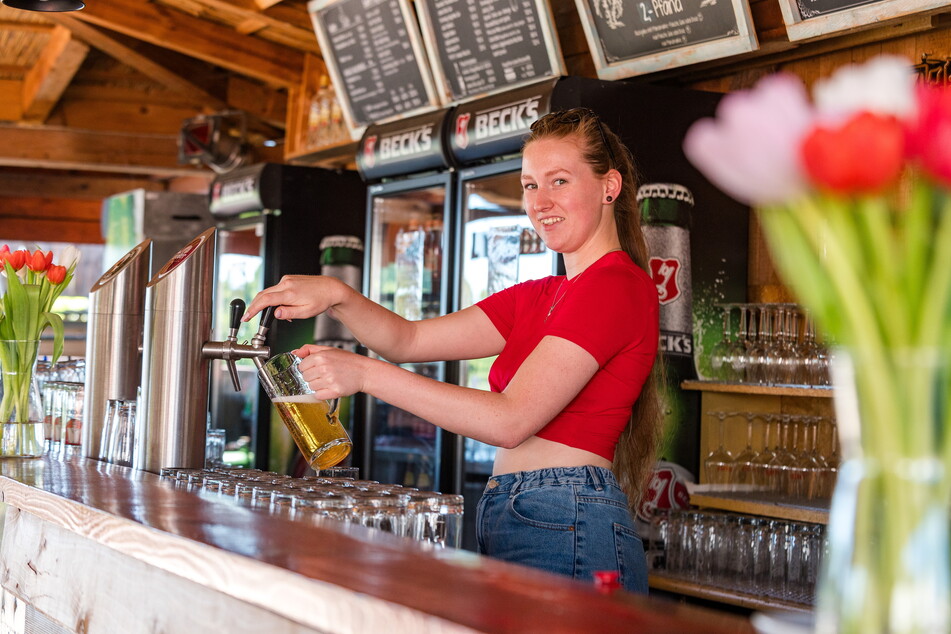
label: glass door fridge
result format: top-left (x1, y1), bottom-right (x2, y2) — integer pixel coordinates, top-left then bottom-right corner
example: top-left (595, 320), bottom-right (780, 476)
top-left (363, 171), bottom-right (454, 490)
top-left (453, 158), bottom-right (560, 549)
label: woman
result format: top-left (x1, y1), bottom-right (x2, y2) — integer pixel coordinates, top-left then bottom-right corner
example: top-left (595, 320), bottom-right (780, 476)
top-left (243, 108), bottom-right (664, 593)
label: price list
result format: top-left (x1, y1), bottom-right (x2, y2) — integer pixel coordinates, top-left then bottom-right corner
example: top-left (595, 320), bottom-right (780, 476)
top-left (422, 0), bottom-right (557, 101)
top-left (317, 0), bottom-right (431, 126)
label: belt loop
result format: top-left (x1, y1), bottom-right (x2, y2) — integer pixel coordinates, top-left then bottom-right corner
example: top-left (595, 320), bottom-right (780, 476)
top-left (587, 465), bottom-right (604, 491)
top-left (510, 472), bottom-right (523, 494)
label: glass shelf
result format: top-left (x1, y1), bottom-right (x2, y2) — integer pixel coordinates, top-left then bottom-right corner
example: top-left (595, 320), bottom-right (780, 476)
top-left (681, 380), bottom-right (835, 398)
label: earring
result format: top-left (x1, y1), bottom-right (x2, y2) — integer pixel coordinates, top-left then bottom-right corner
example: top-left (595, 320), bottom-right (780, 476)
top-left (605, 195), bottom-right (613, 203)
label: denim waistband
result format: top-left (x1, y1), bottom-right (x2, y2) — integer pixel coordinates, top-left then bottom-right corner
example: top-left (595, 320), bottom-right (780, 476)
top-left (485, 465), bottom-right (617, 494)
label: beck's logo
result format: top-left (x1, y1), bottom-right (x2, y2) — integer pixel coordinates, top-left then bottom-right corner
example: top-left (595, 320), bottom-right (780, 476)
top-left (455, 113), bottom-right (471, 150)
top-left (363, 135), bottom-right (378, 169)
top-left (649, 257), bottom-right (681, 305)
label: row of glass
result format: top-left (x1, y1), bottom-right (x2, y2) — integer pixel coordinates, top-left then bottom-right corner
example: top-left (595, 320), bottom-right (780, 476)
top-left (704, 411), bottom-right (839, 500)
top-left (648, 508), bottom-right (825, 605)
top-left (159, 467), bottom-right (464, 549)
top-left (41, 380), bottom-right (84, 458)
top-left (709, 303), bottom-right (831, 386)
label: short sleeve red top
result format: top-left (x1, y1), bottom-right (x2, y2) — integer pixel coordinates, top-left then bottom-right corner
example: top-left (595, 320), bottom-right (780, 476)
top-left (476, 250), bottom-right (659, 461)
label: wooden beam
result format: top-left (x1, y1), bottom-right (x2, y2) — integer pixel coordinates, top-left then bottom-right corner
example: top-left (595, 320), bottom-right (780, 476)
top-left (21, 26), bottom-right (89, 122)
top-left (0, 20), bottom-right (55, 33)
top-left (0, 195), bottom-right (103, 244)
top-left (0, 80), bottom-right (22, 121)
top-left (50, 15), bottom-right (228, 111)
top-left (0, 124), bottom-right (209, 177)
top-left (254, 0), bottom-right (285, 9)
top-left (68, 0), bottom-right (303, 88)
top-left (0, 171), bottom-right (166, 200)
top-left (226, 75), bottom-right (287, 129)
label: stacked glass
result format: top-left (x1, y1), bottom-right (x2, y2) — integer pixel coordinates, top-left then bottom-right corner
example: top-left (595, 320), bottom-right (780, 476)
top-left (649, 507), bottom-right (824, 604)
top-left (709, 303), bottom-right (831, 387)
top-left (158, 466), bottom-right (464, 548)
top-left (703, 410), bottom-right (839, 500)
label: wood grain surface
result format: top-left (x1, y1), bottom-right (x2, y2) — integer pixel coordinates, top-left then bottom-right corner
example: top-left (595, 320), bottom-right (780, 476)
top-left (0, 457), bottom-right (756, 634)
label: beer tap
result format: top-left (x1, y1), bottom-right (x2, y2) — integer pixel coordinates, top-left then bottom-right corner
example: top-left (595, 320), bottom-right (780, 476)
top-left (201, 299), bottom-right (275, 389)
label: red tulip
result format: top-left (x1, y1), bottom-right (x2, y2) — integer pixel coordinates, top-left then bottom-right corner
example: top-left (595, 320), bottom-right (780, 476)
top-left (1, 248), bottom-right (27, 271)
top-left (46, 264), bottom-right (67, 285)
top-left (26, 249), bottom-right (52, 273)
top-left (906, 83), bottom-right (951, 186)
top-left (801, 112), bottom-right (905, 194)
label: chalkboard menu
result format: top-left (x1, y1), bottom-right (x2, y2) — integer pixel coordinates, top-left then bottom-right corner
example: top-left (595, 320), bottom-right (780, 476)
top-left (415, 0), bottom-right (565, 103)
top-left (573, 0), bottom-right (757, 79)
top-left (308, 0), bottom-right (441, 129)
top-left (796, 0), bottom-right (879, 18)
top-left (777, 0), bottom-right (942, 42)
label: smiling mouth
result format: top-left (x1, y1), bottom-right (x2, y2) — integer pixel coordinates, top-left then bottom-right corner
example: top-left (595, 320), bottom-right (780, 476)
top-left (540, 217), bottom-right (564, 226)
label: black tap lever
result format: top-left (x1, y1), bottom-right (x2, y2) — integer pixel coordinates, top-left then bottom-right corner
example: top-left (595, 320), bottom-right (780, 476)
top-left (228, 298), bottom-right (246, 341)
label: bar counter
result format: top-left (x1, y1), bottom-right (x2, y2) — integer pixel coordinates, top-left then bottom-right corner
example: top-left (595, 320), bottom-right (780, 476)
top-left (0, 457), bottom-right (754, 633)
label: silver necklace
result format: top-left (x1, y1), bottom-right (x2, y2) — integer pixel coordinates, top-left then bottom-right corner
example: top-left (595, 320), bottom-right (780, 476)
top-left (545, 249), bottom-right (623, 321)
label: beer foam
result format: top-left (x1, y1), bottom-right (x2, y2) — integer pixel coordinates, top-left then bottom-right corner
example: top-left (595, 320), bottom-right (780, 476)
top-left (271, 394), bottom-right (321, 404)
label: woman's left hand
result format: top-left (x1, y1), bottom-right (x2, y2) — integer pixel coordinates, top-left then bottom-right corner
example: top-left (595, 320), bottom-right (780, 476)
top-left (294, 345), bottom-right (370, 400)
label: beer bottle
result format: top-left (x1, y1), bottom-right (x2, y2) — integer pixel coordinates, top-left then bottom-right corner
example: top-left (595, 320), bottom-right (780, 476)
top-left (313, 235), bottom-right (364, 346)
top-left (637, 183), bottom-right (700, 477)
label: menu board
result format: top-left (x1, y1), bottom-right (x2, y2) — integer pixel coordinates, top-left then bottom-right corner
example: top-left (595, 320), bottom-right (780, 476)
top-left (308, 0), bottom-right (440, 129)
top-left (416, 0), bottom-right (564, 103)
top-left (574, 0), bottom-right (757, 79)
top-left (776, 0), bottom-right (944, 41)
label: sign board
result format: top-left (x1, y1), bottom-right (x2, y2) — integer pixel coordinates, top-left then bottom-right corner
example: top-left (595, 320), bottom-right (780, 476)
top-left (573, 0), bottom-right (758, 79)
top-left (777, 0), bottom-right (949, 41)
top-left (308, 0), bottom-right (442, 134)
top-left (415, 0), bottom-right (565, 103)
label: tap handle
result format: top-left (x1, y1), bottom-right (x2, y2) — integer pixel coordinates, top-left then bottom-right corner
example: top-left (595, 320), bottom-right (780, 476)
top-left (260, 305), bottom-right (276, 331)
top-left (229, 298), bottom-right (246, 332)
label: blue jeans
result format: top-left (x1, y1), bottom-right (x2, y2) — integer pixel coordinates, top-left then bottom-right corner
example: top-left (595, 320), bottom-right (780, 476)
top-left (476, 465), bottom-right (648, 594)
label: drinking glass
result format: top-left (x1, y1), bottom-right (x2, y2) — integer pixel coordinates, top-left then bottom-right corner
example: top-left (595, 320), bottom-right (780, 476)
top-left (352, 491), bottom-right (409, 536)
top-left (318, 466), bottom-right (359, 479)
top-left (729, 305), bottom-right (752, 382)
top-left (205, 428), bottom-right (226, 467)
top-left (750, 414), bottom-right (777, 489)
top-left (259, 352), bottom-right (352, 470)
top-left (703, 411), bottom-right (733, 486)
top-left (99, 399), bottom-right (120, 461)
top-left (105, 400), bottom-right (137, 467)
top-left (709, 304), bottom-right (735, 382)
top-left (407, 492), bottom-right (464, 548)
top-left (729, 412), bottom-right (759, 489)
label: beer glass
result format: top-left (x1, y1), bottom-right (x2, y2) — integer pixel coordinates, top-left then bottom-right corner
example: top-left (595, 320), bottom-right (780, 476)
top-left (258, 352), bottom-right (352, 470)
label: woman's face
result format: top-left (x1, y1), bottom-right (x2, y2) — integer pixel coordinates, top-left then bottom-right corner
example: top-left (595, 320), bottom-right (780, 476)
top-left (520, 134), bottom-right (617, 256)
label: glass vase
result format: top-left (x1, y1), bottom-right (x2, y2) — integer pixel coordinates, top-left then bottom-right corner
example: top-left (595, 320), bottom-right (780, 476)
top-left (0, 339), bottom-right (45, 458)
top-left (816, 348), bottom-right (951, 634)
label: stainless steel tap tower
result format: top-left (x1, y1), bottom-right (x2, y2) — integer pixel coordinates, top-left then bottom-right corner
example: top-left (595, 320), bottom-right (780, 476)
top-left (82, 239), bottom-right (152, 461)
top-left (136, 227), bottom-right (273, 474)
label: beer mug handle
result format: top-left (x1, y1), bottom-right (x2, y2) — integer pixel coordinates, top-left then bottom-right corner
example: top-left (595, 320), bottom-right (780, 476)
top-left (327, 398), bottom-right (339, 420)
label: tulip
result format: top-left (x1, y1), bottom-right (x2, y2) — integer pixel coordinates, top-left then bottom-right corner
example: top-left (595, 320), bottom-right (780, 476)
top-left (813, 55), bottom-right (918, 125)
top-left (2, 248), bottom-right (27, 271)
top-left (905, 83), bottom-right (951, 186)
top-left (58, 245), bottom-right (82, 270)
top-left (26, 249), bottom-right (52, 273)
top-left (801, 112), bottom-right (905, 194)
top-left (683, 73), bottom-right (814, 205)
top-left (46, 264), bottom-right (67, 285)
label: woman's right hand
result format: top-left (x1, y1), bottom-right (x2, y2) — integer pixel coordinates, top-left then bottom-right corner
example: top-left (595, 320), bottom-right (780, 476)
top-left (242, 275), bottom-right (345, 322)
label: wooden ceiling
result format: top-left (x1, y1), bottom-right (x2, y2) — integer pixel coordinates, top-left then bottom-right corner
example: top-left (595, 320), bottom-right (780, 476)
top-left (0, 0), bottom-right (320, 200)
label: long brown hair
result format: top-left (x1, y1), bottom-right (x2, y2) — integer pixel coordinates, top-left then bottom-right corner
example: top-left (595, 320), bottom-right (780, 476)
top-left (524, 108), bottom-right (665, 510)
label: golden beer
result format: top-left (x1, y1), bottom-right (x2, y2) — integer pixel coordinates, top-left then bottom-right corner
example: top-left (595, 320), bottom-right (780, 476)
top-left (272, 394), bottom-right (352, 470)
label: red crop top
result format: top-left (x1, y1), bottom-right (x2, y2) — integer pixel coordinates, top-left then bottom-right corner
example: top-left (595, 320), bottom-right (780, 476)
top-left (476, 250), bottom-right (659, 461)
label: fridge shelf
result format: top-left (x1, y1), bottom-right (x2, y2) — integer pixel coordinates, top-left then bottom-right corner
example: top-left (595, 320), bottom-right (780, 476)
top-left (688, 487), bottom-right (830, 525)
top-left (681, 381), bottom-right (835, 398)
top-left (648, 572), bottom-right (813, 613)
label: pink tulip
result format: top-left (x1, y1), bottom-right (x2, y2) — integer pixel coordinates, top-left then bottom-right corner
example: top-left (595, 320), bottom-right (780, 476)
top-left (683, 73), bottom-right (814, 205)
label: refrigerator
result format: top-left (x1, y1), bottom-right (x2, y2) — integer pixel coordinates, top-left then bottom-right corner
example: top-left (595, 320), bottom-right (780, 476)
top-left (207, 163), bottom-right (366, 472)
top-left (356, 108), bottom-right (457, 491)
top-left (452, 157), bottom-right (561, 548)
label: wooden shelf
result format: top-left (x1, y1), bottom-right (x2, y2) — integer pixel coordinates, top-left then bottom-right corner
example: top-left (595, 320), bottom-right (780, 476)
top-left (682, 380), bottom-right (835, 398)
top-left (649, 573), bottom-right (812, 614)
top-left (689, 489), bottom-right (830, 525)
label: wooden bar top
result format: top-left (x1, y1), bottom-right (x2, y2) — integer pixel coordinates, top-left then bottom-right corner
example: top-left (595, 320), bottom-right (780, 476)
top-left (0, 457), bottom-right (755, 634)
